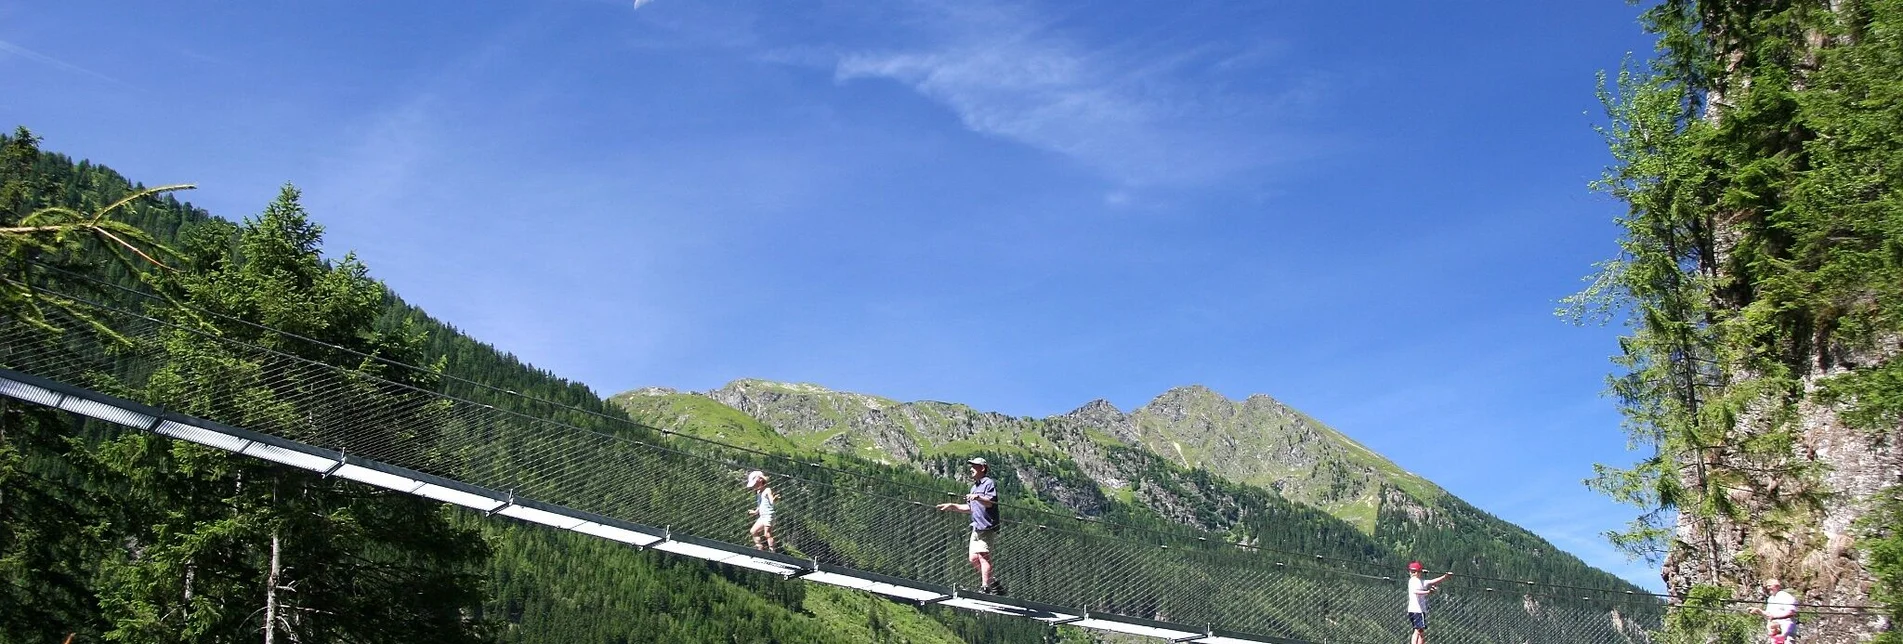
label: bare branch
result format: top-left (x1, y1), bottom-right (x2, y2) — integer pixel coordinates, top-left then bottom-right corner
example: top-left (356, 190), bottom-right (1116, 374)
top-left (90, 225), bottom-right (174, 270)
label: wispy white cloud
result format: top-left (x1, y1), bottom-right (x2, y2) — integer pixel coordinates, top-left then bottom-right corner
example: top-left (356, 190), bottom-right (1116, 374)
top-left (320, 94), bottom-right (442, 212)
top-left (313, 13), bottom-right (552, 217)
top-left (824, 2), bottom-right (1320, 187)
top-left (0, 38), bottom-right (131, 88)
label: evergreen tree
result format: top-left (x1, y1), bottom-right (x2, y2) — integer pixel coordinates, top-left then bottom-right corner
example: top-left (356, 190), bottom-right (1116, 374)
top-left (85, 185), bottom-right (490, 643)
top-left (0, 126), bottom-right (149, 643)
top-left (1578, 0), bottom-right (1903, 638)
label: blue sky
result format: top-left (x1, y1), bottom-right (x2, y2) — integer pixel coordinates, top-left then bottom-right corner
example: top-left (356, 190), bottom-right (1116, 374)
top-left (3, 1), bottom-right (1665, 589)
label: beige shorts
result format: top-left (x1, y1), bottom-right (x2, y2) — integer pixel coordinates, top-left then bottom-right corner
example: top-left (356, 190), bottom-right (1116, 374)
top-left (969, 529), bottom-right (997, 555)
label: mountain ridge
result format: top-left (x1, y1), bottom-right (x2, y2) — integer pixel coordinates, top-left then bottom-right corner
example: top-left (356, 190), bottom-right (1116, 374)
top-left (610, 377), bottom-right (1646, 599)
top-left (644, 378), bottom-right (1442, 532)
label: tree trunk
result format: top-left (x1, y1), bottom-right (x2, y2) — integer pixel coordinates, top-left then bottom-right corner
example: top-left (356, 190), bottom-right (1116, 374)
top-left (264, 530), bottom-right (280, 644)
top-left (182, 564), bottom-right (193, 623)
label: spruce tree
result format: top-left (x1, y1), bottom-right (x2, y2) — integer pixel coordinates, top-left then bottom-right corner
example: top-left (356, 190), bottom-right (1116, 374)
top-left (88, 185), bottom-right (490, 643)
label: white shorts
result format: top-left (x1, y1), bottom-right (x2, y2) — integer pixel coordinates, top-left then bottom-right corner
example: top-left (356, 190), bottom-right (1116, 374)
top-left (752, 515), bottom-right (773, 529)
top-left (969, 529), bottom-right (996, 555)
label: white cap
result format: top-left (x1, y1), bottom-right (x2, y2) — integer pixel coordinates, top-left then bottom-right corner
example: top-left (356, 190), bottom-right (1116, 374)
top-left (745, 470), bottom-right (766, 488)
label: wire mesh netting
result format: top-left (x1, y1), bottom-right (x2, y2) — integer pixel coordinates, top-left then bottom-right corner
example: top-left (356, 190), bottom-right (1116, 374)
top-left (0, 276), bottom-right (1712, 643)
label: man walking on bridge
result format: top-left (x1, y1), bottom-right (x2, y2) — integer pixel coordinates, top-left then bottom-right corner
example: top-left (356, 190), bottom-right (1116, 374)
top-left (937, 457), bottom-right (1005, 595)
top-left (1406, 561), bottom-right (1451, 644)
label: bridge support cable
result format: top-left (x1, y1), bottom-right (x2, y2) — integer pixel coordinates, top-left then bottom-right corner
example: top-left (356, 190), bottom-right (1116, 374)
top-left (0, 286), bottom-right (1682, 643)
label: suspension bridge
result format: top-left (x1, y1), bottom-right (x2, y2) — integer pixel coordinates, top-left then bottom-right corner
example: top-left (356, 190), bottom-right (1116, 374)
top-left (0, 273), bottom-right (1689, 643)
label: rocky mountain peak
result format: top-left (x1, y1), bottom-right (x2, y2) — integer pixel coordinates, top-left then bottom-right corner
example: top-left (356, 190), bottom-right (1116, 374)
top-left (1241, 392), bottom-right (1289, 411)
top-left (638, 379), bottom-right (1439, 532)
top-left (1063, 398), bottom-right (1124, 422)
top-left (722, 378), bottom-right (840, 396)
top-left (1147, 384), bottom-right (1228, 404)
top-left (704, 378), bottom-right (918, 461)
top-left (1132, 387), bottom-right (1229, 437)
top-left (1060, 398), bottom-right (1137, 444)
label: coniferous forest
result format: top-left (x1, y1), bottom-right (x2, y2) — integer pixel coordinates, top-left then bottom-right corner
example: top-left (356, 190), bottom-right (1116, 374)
top-left (0, 129), bottom-right (1067, 644)
top-left (0, 128), bottom-right (1657, 642)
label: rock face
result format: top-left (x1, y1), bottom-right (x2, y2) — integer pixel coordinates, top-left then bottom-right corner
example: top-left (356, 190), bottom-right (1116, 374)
top-left (1803, 403), bottom-right (1903, 640)
top-left (1661, 340), bottom-right (1903, 643)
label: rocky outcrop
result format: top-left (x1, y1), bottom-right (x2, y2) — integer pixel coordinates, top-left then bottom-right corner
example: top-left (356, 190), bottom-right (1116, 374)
top-left (1126, 386), bottom-right (1439, 531)
top-left (667, 380), bottom-right (1443, 534)
top-left (703, 379), bottom-right (928, 463)
top-left (1063, 399), bottom-right (1139, 443)
top-left (1662, 340), bottom-right (1903, 643)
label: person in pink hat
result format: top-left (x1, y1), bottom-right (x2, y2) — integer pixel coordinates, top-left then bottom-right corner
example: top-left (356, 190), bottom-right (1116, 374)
top-left (1405, 561), bottom-right (1452, 643)
top-left (744, 470), bottom-right (778, 552)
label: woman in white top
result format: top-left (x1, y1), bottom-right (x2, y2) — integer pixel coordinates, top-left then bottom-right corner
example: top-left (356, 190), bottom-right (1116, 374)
top-left (745, 470), bottom-right (778, 552)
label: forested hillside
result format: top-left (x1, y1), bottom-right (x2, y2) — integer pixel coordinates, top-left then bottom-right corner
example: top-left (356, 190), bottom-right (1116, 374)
top-left (4, 127), bottom-right (1666, 644)
top-left (0, 129), bottom-right (1064, 643)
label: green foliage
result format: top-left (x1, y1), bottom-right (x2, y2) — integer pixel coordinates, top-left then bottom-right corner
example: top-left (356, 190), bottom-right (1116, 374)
top-left (3, 132), bottom-right (1074, 643)
top-left (1657, 584), bottom-right (1756, 644)
top-left (612, 390), bottom-right (797, 453)
top-left (0, 126), bottom-right (186, 643)
top-left (0, 128), bottom-right (185, 341)
top-left (0, 403), bottom-right (107, 642)
top-left (1374, 487), bottom-right (1635, 591)
top-left (80, 184), bottom-right (492, 643)
top-left (0, 126), bottom-right (44, 222)
top-left (1821, 340), bottom-right (1903, 431)
top-left (1576, 55), bottom-right (1725, 563)
top-left (480, 517), bottom-right (817, 643)
top-left (1863, 487), bottom-right (1903, 644)
top-left (1578, 0), bottom-right (1903, 636)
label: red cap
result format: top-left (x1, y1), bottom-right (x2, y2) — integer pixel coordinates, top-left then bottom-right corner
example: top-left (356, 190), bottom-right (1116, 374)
top-left (1408, 561), bottom-right (1424, 572)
